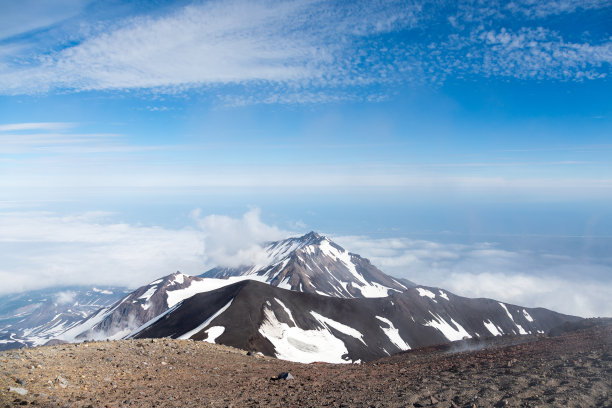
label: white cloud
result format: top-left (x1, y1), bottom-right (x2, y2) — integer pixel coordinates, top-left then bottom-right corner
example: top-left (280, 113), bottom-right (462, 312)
top-left (3, 157), bottom-right (612, 200)
top-left (333, 235), bottom-right (612, 317)
top-left (54, 290), bottom-right (77, 305)
top-left (0, 208), bottom-right (291, 293)
top-left (0, 0), bottom-right (608, 98)
top-left (505, 0), bottom-right (612, 19)
top-left (0, 211), bottom-right (205, 292)
top-left (0, 0), bottom-right (420, 95)
top-left (0, 122), bottom-right (167, 155)
top-left (443, 272), bottom-right (612, 319)
top-left (0, 122), bottom-right (76, 132)
top-left (0, 0), bottom-right (88, 40)
top-left (192, 208), bottom-right (290, 268)
top-left (451, 0), bottom-right (612, 23)
top-left (430, 26), bottom-right (612, 81)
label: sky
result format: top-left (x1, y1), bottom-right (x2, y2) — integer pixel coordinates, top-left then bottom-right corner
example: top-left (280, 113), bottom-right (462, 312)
top-left (0, 0), bottom-right (611, 317)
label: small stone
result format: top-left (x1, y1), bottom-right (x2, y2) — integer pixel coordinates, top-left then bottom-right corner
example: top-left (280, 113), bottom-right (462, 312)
top-left (9, 387), bottom-right (28, 396)
top-left (53, 376), bottom-right (69, 388)
top-left (430, 395), bottom-right (439, 404)
top-left (276, 372), bottom-right (294, 380)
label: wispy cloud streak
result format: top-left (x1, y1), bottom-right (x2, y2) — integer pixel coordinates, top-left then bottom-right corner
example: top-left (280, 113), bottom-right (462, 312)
top-left (0, 122), bottom-right (76, 132)
top-left (0, 0), bottom-right (608, 101)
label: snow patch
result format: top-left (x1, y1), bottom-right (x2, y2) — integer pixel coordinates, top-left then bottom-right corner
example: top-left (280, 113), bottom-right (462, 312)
top-left (483, 320), bottom-right (502, 336)
top-left (138, 286), bottom-right (157, 302)
top-left (172, 273), bottom-right (185, 285)
top-left (522, 309), bottom-right (534, 322)
top-left (424, 313), bottom-right (471, 341)
top-left (499, 303), bottom-right (528, 335)
top-left (310, 311), bottom-right (366, 345)
top-left (319, 240), bottom-right (368, 285)
top-left (416, 288), bottom-right (437, 301)
top-left (178, 299), bottom-right (233, 340)
top-left (358, 281), bottom-right (397, 298)
top-left (375, 316), bottom-right (410, 351)
top-left (166, 276), bottom-right (266, 308)
top-left (277, 276), bottom-right (292, 290)
top-left (274, 298), bottom-right (296, 326)
top-left (438, 290), bottom-right (449, 301)
top-left (203, 326), bottom-right (225, 343)
top-left (258, 306), bottom-right (357, 364)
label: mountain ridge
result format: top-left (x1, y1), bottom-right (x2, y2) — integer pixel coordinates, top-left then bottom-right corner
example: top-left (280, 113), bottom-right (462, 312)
top-left (0, 231), bottom-right (584, 362)
top-left (201, 231), bottom-right (414, 298)
top-left (131, 279), bottom-right (579, 363)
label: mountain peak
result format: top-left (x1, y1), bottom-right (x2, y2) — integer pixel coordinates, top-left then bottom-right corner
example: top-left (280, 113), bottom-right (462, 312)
top-left (202, 232), bottom-right (407, 298)
top-left (297, 231), bottom-right (324, 243)
top-left (303, 230), bottom-right (322, 238)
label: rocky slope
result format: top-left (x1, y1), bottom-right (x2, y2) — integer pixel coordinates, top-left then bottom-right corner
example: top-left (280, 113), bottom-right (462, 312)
top-left (130, 279), bottom-right (579, 363)
top-left (1, 320), bottom-right (610, 407)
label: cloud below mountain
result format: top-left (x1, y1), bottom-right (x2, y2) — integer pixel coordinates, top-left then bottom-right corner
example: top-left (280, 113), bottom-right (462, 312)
top-left (0, 209), bottom-right (609, 317)
top-left (334, 235), bottom-right (612, 317)
top-left (0, 211), bottom-right (204, 292)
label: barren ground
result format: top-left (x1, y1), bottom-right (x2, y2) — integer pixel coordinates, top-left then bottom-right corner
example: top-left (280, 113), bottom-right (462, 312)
top-left (1, 323), bottom-right (610, 407)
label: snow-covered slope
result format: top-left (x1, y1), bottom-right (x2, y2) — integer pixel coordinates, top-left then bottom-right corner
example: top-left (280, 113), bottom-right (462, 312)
top-left (56, 272), bottom-right (256, 342)
top-left (56, 271), bottom-right (276, 342)
top-left (201, 232), bottom-right (413, 298)
top-left (131, 280), bottom-right (580, 364)
top-left (0, 287), bottom-right (126, 350)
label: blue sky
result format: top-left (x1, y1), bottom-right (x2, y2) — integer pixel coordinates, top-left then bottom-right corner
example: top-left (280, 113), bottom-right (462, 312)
top-left (0, 0), bottom-right (611, 316)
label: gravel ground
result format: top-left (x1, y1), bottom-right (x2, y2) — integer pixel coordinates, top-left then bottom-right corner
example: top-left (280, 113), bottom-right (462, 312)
top-left (1, 323), bottom-right (610, 407)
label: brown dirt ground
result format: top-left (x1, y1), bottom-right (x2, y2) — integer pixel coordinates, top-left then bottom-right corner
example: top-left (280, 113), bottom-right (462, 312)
top-left (1, 324), bottom-right (610, 408)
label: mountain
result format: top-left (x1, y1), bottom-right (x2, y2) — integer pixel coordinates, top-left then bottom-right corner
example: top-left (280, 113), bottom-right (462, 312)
top-left (4, 231), bottom-right (582, 363)
top-left (5, 232), bottom-right (418, 345)
top-left (201, 231), bottom-right (414, 298)
top-left (131, 279), bottom-right (580, 363)
top-left (0, 286), bottom-right (126, 350)
top-left (55, 272), bottom-right (227, 341)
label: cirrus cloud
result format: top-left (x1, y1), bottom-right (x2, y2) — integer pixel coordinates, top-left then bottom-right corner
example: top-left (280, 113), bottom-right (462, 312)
top-left (0, 0), bottom-right (609, 101)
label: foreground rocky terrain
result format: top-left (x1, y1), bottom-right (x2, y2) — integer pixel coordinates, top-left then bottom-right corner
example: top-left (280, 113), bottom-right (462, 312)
top-left (1, 321), bottom-right (610, 407)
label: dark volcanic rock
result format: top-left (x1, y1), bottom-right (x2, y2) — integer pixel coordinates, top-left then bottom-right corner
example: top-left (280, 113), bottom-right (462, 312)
top-left (133, 280), bottom-right (580, 363)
